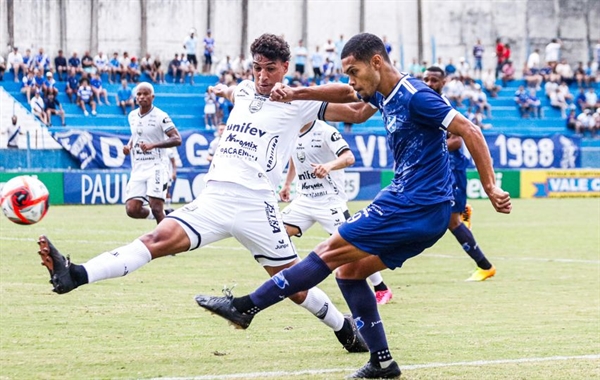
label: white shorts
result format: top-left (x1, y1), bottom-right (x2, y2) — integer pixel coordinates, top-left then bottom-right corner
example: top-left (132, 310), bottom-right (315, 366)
top-left (125, 165), bottom-right (169, 202)
top-left (167, 181), bottom-right (297, 267)
top-left (281, 194), bottom-right (350, 237)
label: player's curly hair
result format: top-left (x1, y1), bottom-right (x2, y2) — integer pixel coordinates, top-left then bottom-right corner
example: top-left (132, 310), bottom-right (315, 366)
top-left (341, 33), bottom-right (390, 64)
top-left (250, 33), bottom-right (291, 62)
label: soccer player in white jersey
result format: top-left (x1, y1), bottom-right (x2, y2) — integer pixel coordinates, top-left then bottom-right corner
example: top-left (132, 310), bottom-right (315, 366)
top-left (122, 82), bottom-right (182, 224)
top-left (280, 119), bottom-right (393, 305)
top-left (37, 34), bottom-right (367, 354)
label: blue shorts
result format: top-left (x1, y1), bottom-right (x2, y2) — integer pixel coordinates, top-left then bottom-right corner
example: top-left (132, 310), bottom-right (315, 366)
top-left (338, 189), bottom-right (451, 269)
top-left (451, 168), bottom-right (467, 214)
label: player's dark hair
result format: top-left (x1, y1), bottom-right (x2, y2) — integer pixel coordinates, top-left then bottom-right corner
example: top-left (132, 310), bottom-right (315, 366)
top-left (250, 34), bottom-right (291, 62)
top-left (425, 66), bottom-right (445, 77)
top-left (341, 33), bottom-right (391, 64)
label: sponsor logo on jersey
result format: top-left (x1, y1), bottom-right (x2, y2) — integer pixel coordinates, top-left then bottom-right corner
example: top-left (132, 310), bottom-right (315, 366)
top-left (225, 133), bottom-right (258, 151)
top-left (331, 132), bottom-right (342, 142)
top-left (271, 272), bottom-right (289, 289)
top-left (315, 302), bottom-right (329, 320)
top-left (265, 135), bottom-right (279, 172)
top-left (163, 117), bottom-right (172, 124)
top-left (275, 239), bottom-right (289, 250)
top-left (264, 201), bottom-right (281, 233)
top-left (298, 169), bottom-right (317, 181)
top-left (301, 182), bottom-right (324, 191)
top-left (226, 122), bottom-right (266, 137)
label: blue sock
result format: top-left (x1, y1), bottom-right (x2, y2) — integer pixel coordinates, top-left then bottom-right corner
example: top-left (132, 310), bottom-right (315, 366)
top-left (337, 278), bottom-right (392, 364)
top-left (451, 224), bottom-right (492, 269)
top-left (249, 252), bottom-right (332, 310)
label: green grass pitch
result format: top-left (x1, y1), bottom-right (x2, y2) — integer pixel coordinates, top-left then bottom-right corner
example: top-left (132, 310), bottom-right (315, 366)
top-left (1, 198), bottom-right (598, 379)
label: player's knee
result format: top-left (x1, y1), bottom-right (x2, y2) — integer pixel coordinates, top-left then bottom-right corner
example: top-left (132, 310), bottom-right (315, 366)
top-left (448, 213), bottom-right (462, 230)
top-left (125, 202), bottom-right (144, 218)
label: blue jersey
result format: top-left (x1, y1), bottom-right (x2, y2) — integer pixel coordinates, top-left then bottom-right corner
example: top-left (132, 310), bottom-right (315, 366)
top-left (117, 87), bottom-right (132, 101)
top-left (90, 77), bottom-right (102, 89)
top-left (367, 76), bottom-right (455, 205)
top-left (67, 75), bottom-right (79, 90)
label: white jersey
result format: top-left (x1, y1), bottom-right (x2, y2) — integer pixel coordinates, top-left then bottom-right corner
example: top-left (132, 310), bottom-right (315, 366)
top-left (205, 79), bottom-right (325, 192)
top-left (127, 106), bottom-right (176, 178)
top-left (292, 120), bottom-right (349, 201)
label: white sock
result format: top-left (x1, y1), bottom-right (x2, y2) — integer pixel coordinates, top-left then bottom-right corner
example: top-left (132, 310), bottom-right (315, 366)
top-left (300, 287), bottom-right (345, 331)
top-left (83, 239), bottom-right (152, 283)
top-left (145, 207), bottom-right (155, 220)
top-left (368, 272), bottom-right (383, 287)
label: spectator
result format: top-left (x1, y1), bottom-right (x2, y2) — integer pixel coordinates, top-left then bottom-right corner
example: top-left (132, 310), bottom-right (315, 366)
top-left (33, 47), bottom-right (51, 73)
top-left (294, 39), bottom-right (308, 75)
top-left (522, 63), bottom-right (543, 90)
top-left (514, 85), bottom-right (530, 118)
top-left (595, 109), bottom-right (600, 132)
top-left (467, 108), bottom-right (491, 130)
top-left (445, 76), bottom-right (465, 107)
top-left (544, 79), bottom-right (559, 99)
top-left (215, 55), bottom-right (232, 77)
top-left (566, 109), bottom-right (579, 131)
top-left (550, 87), bottom-right (568, 118)
top-left (22, 49), bottom-right (34, 71)
top-left (203, 91), bottom-right (217, 129)
top-left (42, 71), bottom-right (59, 97)
top-left (108, 52), bottom-right (122, 84)
top-left (322, 57), bottom-right (335, 82)
top-left (232, 53), bottom-right (251, 78)
top-left (595, 39), bottom-right (600, 69)
top-left (501, 43), bottom-right (511, 65)
top-left (68, 51), bottom-right (82, 74)
top-left (311, 45), bottom-right (324, 82)
top-left (151, 55), bottom-right (165, 84)
top-left (445, 58), bottom-right (457, 77)
top-left (127, 56), bottom-right (141, 83)
top-left (81, 51), bottom-right (95, 74)
top-left (575, 88), bottom-right (587, 113)
top-left (44, 92), bottom-right (66, 126)
top-left (473, 85), bottom-right (492, 118)
top-left (140, 53), bottom-right (154, 78)
top-left (527, 48), bottom-right (540, 70)
top-left (495, 38), bottom-right (505, 78)
top-left (584, 62), bottom-right (596, 86)
top-left (409, 58), bottom-right (423, 78)
top-left (0, 54), bottom-right (5, 80)
top-left (120, 52), bottom-right (131, 77)
top-left (558, 81), bottom-right (573, 103)
top-left (20, 70), bottom-right (35, 102)
top-left (472, 39), bottom-right (484, 78)
top-left (382, 35), bottom-right (392, 55)
top-left (501, 60), bottom-right (515, 86)
top-left (30, 90), bottom-right (49, 125)
top-left (555, 58), bottom-right (574, 84)
top-left (526, 89), bottom-right (542, 118)
top-left (482, 68), bottom-right (501, 97)
top-left (457, 57), bottom-right (470, 81)
top-left (7, 115), bottom-right (22, 148)
top-left (576, 108), bottom-right (597, 137)
top-left (183, 29), bottom-right (198, 72)
top-left (116, 78), bottom-right (135, 115)
top-left (90, 71), bottom-right (110, 105)
top-left (7, 46), bottom-right (25, 82)
top-left (323, 38), bottom-right (336, 63)
top-left (54, 49), bottom-right (68, 81)
top-left (33, 69), bottom-right (45, 94)
top-left (432, 56), bottom-right (444, 69)
top-left (203, 29), bottom-right (215, 73)
top-left (545, 38), bottom-right (562, 67)
top-left (334, 34), bottom-right (346, 73)
top-left (179, 53), bottom-right (195, 85)
top-left (94, 51), bottom-right (110, 75)
top-left (77, 77), bottom-right (97, 116)
top-left (169, 53), bottom-right (182, 83)
top-left (65, 67), bottom-right (79, 103)
top-left (584, 87), bottom-right (599, 111)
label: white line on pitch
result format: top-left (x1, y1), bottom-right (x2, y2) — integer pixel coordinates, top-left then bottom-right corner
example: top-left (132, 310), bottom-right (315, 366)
top-left (1, 236), bottom-right (598, 264)
top-left (147, 354), bottom-right (600, 380)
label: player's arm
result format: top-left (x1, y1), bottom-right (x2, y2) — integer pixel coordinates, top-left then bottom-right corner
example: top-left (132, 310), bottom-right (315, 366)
top-left (123, 137), bottom-right (133, 155)
top-left (446, 132), bottom-right (462, 152)
top-left (323, 102), bottom-right (378, 124)
top-left (447, 113), bottom-right (511, 214)
top-left (311, 148), bottom-right (355, 179)
top-left (141, 128), bottom-right (182, 152)
top-left (279, 158), bottom-right (296, 202)
top-left (270, 82), bottom-right (357, 103)
top-left (170, 156), bottom-right (177, 180)
top-left (208, 83), bottom-right (236, 103)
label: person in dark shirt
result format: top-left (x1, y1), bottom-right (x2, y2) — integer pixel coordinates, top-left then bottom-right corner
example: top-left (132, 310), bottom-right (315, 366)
top-left (54, 50), bottom-right (68, 81)
top-left (44, 92), bottom-right (66, 126)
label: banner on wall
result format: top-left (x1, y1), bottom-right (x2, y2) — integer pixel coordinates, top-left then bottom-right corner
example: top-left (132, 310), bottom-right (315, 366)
top-left (520, 169), bottom-right (600, 198)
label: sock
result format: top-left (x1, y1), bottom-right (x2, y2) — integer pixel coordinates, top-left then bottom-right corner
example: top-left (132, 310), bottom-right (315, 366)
top-left (145, 207), bottom-right (155, 220)
top-left (368, 272), bottom-right (384, 288)
top-left (451, 224), bottom-right (492, 270)
top-left (299, 287), bottom-right (345, 331)
top-left (248, 252), bottom-right (332, 311)
top-left (373, 282), bottom-right (389, 292)
top-left (70, 264), bottom-right (89, 287)
top-left (337, 278), bottom-right (391, 364)
top-left (82, 239), bottom-right (152, 283)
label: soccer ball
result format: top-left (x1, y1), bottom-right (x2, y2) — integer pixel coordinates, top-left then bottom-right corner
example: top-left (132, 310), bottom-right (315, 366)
top-left (1, 176), bottom-right (50, 225)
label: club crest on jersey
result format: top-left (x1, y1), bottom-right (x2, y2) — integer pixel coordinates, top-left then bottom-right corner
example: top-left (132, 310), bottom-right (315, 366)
top-left (249, 98), bottom-right (264, 113)
top-left (297, 151), bottom-right (306, 163)
top-left (386, 116), bottom-right (397, 133)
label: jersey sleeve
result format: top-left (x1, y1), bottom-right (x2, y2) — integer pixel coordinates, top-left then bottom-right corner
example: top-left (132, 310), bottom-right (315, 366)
top-left (159, 111), bottom-right (176, 133)
top-left (324, 124), bottom-right (350, 156)
top-left (409, 89), bottom-right (458, 130)
top-left (298, 100), bottom-right (328, 126)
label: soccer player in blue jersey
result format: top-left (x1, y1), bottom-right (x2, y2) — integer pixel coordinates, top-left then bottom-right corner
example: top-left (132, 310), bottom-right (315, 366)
top-left (196, 33), bottom-right (511, 379)
top-left (423, 66), bottom-right (496, 282)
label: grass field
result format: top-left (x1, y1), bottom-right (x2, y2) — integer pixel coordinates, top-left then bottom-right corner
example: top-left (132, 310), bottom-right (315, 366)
top-left (1, 198), bottom-right (599, 380)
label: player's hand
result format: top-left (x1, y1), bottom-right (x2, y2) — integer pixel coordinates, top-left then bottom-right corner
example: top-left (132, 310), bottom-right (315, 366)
top-left (208, 84), bottom-right (227, 97)
top-left (279, 185), bottom-right (291, 202)
top-left (487, 185), bottom-right (512, 214)
top-left (123, 145), bottom-right (131, 155)
top-left (269, 83), bottom-right (294, 102)
top-left (139, 142), bottom-right (153, 152)
top-left (311, 163), bottom-right (331, 179)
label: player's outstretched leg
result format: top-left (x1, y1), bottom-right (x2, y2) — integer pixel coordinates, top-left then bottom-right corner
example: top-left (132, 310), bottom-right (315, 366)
top-left (38, 235), bottom-right (77, 294)
top-left (335, 314), bottom-right (368, 353)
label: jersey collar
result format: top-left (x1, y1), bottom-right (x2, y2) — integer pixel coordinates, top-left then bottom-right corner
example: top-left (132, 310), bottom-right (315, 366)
top-left (299, 121), bottom-right (316, 137)
top-left (383, 73), bottom-right (409, 106)
top-left (138, 105), bottom-right (154, 118)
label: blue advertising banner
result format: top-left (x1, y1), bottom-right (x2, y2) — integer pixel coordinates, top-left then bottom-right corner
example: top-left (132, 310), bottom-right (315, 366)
top-left (53, 130), bottom-right (582, 170)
